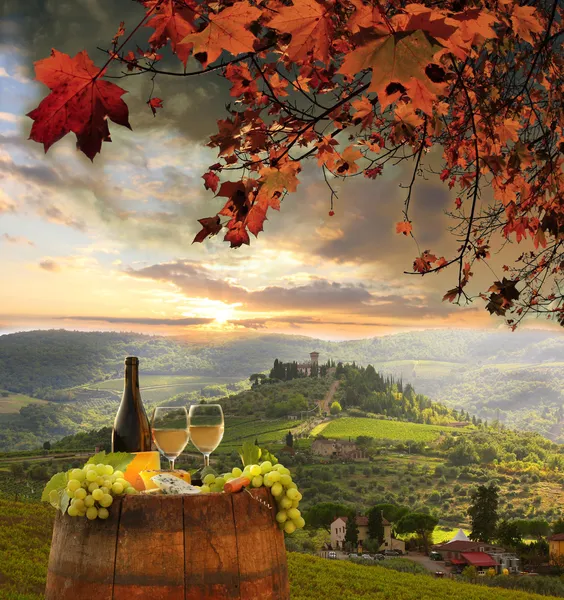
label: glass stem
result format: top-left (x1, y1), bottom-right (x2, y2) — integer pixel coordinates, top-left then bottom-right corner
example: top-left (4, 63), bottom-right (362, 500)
top-left (204, 453), bottom-right (210, 467)
top-left (170, 458), bottom-right (175, 471)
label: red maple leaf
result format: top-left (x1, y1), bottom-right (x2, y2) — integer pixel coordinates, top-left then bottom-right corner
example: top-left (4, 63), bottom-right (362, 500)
top-left (443, 287), bottom-right (460, 303)
top-left (143, 0), bottom-right (196, 66)
top-left (147, 97), bottom-right (163, 116)
top-left (193, 216), bottom-right (222, 244)
top-left (202, 171), bottom-right (220, 192)
top-left (268, 0), bottom-right (334, 64)
top-left (27, 49), bottom-right (131, 160)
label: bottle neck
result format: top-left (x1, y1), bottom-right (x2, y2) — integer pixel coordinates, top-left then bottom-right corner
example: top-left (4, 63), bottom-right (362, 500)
top-left (124, 364), bottom-right (140, 404)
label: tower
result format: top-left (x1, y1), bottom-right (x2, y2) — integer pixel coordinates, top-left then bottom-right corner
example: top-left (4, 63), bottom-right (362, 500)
top-left (310, 351), bottom-right (319, 365)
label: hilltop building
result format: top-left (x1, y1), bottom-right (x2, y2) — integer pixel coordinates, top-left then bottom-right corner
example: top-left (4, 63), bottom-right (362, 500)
top-left (311, 438), bottom-right (367, 459)
top-left (331, 515), bottom-right (405, 553)
top-left (297, 351), bottom-right (319, 376)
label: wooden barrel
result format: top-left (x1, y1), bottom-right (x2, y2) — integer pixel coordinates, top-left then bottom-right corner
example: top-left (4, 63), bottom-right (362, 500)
top-left (45, 487), bottom-right (289, 600)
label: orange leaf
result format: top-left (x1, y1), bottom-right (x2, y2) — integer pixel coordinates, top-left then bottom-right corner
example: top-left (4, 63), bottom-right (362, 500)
top-left (396, 221), bottom-right (412, 236)
top-left (339, 30), bottom-right (443, 101)
top-left (497, 118), bottom-right (520, 145)
top-left (269, 0), bottom-right (334, 64)
top-left (27, 49), bottom-right (130, 161)
top-left (335, 145), bottom-right (363, 175)
top-left (511, 5), bottom-right (544, 45)
top-left (182, 2), bottom-right (261, 67)
top-left (259, 162), bottom-right (301, 194)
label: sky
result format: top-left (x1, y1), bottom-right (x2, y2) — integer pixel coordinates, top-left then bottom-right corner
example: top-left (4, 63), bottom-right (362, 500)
top-left (0, 0), bottom-right (558, 341)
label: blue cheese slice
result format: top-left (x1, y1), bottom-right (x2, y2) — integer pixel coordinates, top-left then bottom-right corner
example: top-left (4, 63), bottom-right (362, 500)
top-left (150, 474), bottom-right (201, 495)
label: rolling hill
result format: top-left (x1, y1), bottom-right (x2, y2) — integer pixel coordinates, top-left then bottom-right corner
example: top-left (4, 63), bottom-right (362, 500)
top-left (0, 328), bottom-right (563, 445)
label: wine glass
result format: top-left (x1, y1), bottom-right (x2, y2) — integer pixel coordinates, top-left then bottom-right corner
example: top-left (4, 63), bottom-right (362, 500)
top-left (189, 404), bottom-right (224, 467)
top-left (151, 407), bottom-right (190, 471)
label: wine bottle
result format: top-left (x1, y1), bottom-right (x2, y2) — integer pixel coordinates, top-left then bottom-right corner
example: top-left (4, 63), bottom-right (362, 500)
top-left (112, 357), bottom-right (151, 452)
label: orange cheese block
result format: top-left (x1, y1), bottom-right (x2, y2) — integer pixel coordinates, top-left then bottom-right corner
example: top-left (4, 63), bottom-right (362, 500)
top-left (140, 469), bottom-right (192, 491)
top-left (123, 451), bottom-right (161, 491)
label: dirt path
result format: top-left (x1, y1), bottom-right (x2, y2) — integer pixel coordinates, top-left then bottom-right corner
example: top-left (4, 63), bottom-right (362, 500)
top-left (317, 380), bottom-right (340, 414)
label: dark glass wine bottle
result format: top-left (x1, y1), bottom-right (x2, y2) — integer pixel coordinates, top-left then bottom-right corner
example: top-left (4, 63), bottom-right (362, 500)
top-left (112, 357), bottom-right (151, 452)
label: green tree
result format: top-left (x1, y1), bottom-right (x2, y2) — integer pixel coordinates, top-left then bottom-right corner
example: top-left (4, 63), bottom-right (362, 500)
top-left (552, 519), bottom-right (564, 535)
top-left (496, 519), bottom-right (522, 549)
top-left (468, 484), bottom-right (499, 543)
top-left (448, 439), bottom-right (479, 466)
top-left (43, 441), bottom-right (51, 451)
top-left (396, 512), bottom-right (438, 554)
top-left (367, 507), bottom-right (384, 546)
top-left (304, 503), bottom-right (354, 530)
top-left (285, 431), bottom-right (294, 448)
top-left (330, 401), bottom-right (342, 415)
top-left (345, 514), bottom-right (359, 549)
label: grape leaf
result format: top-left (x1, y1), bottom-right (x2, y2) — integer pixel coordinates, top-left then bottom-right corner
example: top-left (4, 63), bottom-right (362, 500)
top-left (238, 440), bottom-right (261, 466)
top-left (41, 472), bottom-right (68, 503)
top-left (181, 2), bottom-right (261, 67)
top-left (339, 30), bottom-right (443, 100)
top-left (86, 451), bottom-right (135, 472)
top-left (268, 0), bottom-right (334, 64)
top-left (27, 49), bottom-right (131, 161)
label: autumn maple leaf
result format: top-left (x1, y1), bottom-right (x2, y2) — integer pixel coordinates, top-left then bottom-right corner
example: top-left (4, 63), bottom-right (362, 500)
top-left (268, 0), bottom-right (334, 64)
top-left (193, 216), bottom-right (222, 244)
top-left (260, 162), bottom-right (301, 194)
top-left (347, 0), bottom-right (386, 34)
top-left (335, 146), bottom-right (363, 175)
top-left (339, 30), bottom-right (443, 101)
top-left (396, 221), bottom-right (412, 236)
top-left (27, 49), bottom-right (130, 160)
top-left (511, 6), bottom-right (544, 45)
top-left (202, 171), bottom-right (220, 192)
top-left (182, 2), bottom-right (261, 67)
top-left (497, 118), bottom-right (520, 145)
top-left (147, 97), bottom-right (163, 116)
top-left (144, 0), bottom-right (196, 66)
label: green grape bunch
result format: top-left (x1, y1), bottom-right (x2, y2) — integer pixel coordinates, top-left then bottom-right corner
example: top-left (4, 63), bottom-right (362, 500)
top-left (196, 461), bottom-right (305, 535)
top-left (62, 464), bottom-right (138, 520)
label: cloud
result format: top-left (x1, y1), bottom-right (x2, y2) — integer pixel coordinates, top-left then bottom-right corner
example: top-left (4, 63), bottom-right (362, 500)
top-left (125, 259), bottom-right (468, 320)
top-left (1, 233), bottom-right (34, 246)
top-left (64, 315), bottom-right (214, 327)
top-left (38, 259), bottom-right (60, 272)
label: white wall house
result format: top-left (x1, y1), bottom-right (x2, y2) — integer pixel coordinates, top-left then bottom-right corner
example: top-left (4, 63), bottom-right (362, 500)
top-left (331, 516), bottom-right (405, 553)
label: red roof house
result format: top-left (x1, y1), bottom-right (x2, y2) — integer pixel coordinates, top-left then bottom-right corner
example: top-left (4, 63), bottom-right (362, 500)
top-left (460, 552), bottom-right (498, 568)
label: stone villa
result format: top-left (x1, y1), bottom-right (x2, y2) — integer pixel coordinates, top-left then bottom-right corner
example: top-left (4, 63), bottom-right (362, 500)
top-left (331, 515), bottom-right (405, 553)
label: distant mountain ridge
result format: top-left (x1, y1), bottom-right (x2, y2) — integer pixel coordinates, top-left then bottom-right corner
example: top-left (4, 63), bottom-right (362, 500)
top-left (0, 328), bottom-right (563, 441)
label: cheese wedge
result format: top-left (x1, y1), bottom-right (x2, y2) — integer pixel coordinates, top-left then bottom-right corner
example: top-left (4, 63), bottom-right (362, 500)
top-left (150, 474), bottom-right (201, 495)
top-left (140, 469), bottom-right (192, 491)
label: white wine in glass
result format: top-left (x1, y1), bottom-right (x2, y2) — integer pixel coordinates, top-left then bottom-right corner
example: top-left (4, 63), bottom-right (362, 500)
top-left (189, 404), bottom-right (224, 467)
top-left (151, 407), bottom-right (190, 470)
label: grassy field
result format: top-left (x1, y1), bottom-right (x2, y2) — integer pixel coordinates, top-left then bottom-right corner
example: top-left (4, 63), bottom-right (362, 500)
top-left (0, 393), bottom-right (48, 415)
top-left (287, 553), bottom-right (559, 600)
top-left (86, 375), bottom-right (241, 391)
top-left (431, 526), bottom-right (471, 544)
top-left (311, 418), bottom-right (447, 442)
top-left (217, 417), bottom-right (302, 452)
top-left (1, 500), bottom-right (558, 600)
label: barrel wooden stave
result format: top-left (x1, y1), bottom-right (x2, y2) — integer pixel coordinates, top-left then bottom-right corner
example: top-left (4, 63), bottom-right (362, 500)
top-left (114, 495), bottom-right (185, 600)
top-left (46, 490), bottom-right (290, 600)
top-left (45, 503), bottom-right (120, 600)
top-left (184, 493), bottom-right (240, 600)
top-left (232, 487), bottom-right (289, 600)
